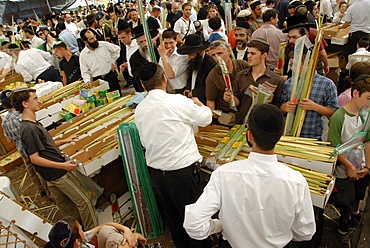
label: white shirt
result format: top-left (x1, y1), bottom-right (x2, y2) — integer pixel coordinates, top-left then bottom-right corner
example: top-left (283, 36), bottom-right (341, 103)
top-left (343, 0), bottom-right (370, 33)
top-left (15, 48), bottom-right (52, 82)
top-left (346, 47), bottom-right (370, 69)
top-left (30, 35), bottom-right (44, 48)
top-left (158, 48), bottom-right (188, 90)
top-left (65, 21), bottom-right (80, 37)
top-left (202, 19), bottom-right (226, 41)
top-left (184, 152), bottom-right (316, 247)
top-left (134, 89), bottom-right (212, 170)
top-left (321, 0), bottom-right (334, 18)
top-left (126, 39), bottom-right (139, 77)
top-left (332, 11), bottom-right (346, 24)
top-left (236, 47), bottom-right (247, 60)
top-left (0, 51), bottom-right (12, 69)
top-left (174, 17), bottom-right (196, 41)
top-left (79, 41), bottom-right (120, 83)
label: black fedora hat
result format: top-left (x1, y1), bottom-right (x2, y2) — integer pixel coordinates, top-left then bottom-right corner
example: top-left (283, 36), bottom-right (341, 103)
top-left (282, 15), bottom-right (315, 33)
top-left (177, 34), bottom-right (210, 55)
top-left (117, 19), bottom-right (129, 31)
top-left (45, 12), bottom-right (57, 20)
top-left (132, 25), bottom-right (146, 39)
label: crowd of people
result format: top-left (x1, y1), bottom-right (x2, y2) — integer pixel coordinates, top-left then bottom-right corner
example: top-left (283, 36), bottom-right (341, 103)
top-left (1, 0), bottom-right (370, 247)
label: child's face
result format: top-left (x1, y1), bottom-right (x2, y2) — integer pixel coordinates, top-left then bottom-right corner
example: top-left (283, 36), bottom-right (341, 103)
top-left (355, 91), bottom-right (370, 109)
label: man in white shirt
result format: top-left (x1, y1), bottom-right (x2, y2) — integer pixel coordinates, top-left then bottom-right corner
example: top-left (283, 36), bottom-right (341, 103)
top-left (79, 29), bottom-right (121, 95)
top-left (173, 2), bottom-right (196, 44)
top-left (184, 104), bottom-right (316, 247)
top-left (118, 23), bottom-right (139, 88)
top-left (338, 0), bottom-right (370, 54)
top-left (22, 26), bottom-right (44, 48)
top-left (158, 30), bottom-right (188, 93)
top-left (0, 51), bottom-right (11, 81)
top-left (346, 36), bottom-right (370, 69)
top-left (135, 62), bottom-right (212, 248)
top-left (64, 13), bottom-right (80, 37)
top-left (10, 42), bottom-right (61, 83)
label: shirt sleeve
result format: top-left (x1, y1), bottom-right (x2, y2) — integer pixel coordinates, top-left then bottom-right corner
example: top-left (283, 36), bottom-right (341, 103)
top-left (280, 79), bottom-right (292, 104)
top-left (323, 80), bottom-right (339, 111)
top-left (183, 169), bottom-right (223, 239)
top-left (106, 42), bottom-right (121, 63)
top-left (83, 230), bottom-right (94, 243)
top-left (328, 109), bottom-right (344, 147)
top-left (15, 64), bottom-right (32, 82)
top-left (291, 179), bottom-right (316, 241)
top-left (79, 52), bottom-right (92, 83)
top-left (172, 96), bottom-right (212, 127)
top-left (21, 124), bottom-right (45, 156)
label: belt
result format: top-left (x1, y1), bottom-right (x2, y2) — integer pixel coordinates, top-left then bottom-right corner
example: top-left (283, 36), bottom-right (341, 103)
top-left (150, 162), bottom-right (200, 176)
top-left (93, 70), bottom-right (114, 81)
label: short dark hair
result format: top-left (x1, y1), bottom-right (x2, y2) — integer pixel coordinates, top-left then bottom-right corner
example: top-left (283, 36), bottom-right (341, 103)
top-left (208, 17), bottom-right (221, 31)
top-left (266, 0), bottom-right (276, 5)
top-left (339, 1), bottom-right (347, 8)
top-left (162, 29), bottom-right (177, 40)
top-left (247, 104), bottom-right (284, 151)
top-left (262, 8), bottom-right (278, 23)
top-left (250, 0), bottom-right (261, 10)
top-left (118, 27), bottom-right (132, 35)
top-left (53, 39), bottom-right (68, 49)
top-left (348, 62), bottom-right (370, 96)
top-left (12, 89), bottom-right (36, 113)
top-left (22, 26), bottom-right (34, 35)
top-left (56, 21), bottom-right (66, 31)
top-left (247, 39), bottom-right (269, 54)
top-left (358, 36), bottom-right (370, 48)
top-left (182, 2), bottom-right (192, 10)
top-left (80, 28), bottom-right (95, 41)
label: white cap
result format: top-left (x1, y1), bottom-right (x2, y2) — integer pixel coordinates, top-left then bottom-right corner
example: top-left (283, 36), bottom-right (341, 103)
top-left (237, 9), bottom-right (252, 18)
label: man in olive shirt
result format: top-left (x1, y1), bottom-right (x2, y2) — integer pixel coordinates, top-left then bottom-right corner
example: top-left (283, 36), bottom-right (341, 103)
top-left (225, 39), bottom-right (283, 124)
top-left (12, 88), bottom-right (97, 230)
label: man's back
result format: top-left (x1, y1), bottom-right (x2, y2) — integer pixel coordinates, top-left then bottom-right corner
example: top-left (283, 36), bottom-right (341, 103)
top-left (135, 89), bottom-right (211, 170)
top-left (185, 153), bottom-right (315, 247)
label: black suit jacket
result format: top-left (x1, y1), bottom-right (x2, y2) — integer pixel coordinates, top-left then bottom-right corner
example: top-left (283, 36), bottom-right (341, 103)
top-left (185, 53), bottom-right (217, 104)
top-left (129, 47), bottom-right (160, 92)
top-left (128, 19), bottom-right (142, 30)
top-left (232, 47), bottom-right (248, 62)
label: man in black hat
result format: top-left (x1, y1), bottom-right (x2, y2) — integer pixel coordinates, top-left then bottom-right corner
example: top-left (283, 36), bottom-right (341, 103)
top-left (177, 34), bottom-right (216, 104)
top-left (282, 14), bottom-right (329, 76)
top-left (79, 28), bottom-right (121, 95)
top-left (135, 62), bottom-right (212, 248)
top-left (85, 14), bottom-right (104, 41)
top-left (184, 104), bottom-right (316, 247)
top-left (129, 25), bottom-right (160, 92)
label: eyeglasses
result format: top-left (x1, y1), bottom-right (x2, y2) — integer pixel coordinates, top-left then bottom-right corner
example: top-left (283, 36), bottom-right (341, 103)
top-left (38, 32), bottom-right (44, 36)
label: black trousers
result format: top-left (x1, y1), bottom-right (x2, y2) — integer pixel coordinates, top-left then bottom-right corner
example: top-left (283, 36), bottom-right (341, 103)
top-left (36, 68), bottom-right (61, 83)
top-left (150, 164), bottom-right (211, 248)
top-left (93, 71), bottom-right (122, 96)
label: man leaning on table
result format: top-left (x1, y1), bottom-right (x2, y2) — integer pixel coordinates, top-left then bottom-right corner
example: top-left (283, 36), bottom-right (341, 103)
top-left (184, 104), bottom-right (316, 248)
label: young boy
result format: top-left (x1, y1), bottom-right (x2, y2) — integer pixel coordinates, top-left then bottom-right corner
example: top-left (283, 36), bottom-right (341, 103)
top-left (12, 88), bottom-right (98, 230)
top-left (328, 74), bottom-right (370, 236)
top-left (208, 17), bottom-right (228, 43)
top-left (46, 216), bottom-right (147, 248)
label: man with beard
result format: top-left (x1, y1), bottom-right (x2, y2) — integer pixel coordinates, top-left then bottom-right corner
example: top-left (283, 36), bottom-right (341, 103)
top-left (79, 28), bottom-right (121, 95)
top-left (178, 34), bottom-right (216, 104)
top-left (129, 25), bottom-right (160, 92)
top-left (251, 8), bottom-right (287, 69)
top-left (225, 39), bottom-right (284, 124)
top-left (206, 40), bottom-right (249, 126)
top-left (85, 14), bottom-right (104, 41)
top-left (128, 9), bottom-right (141, 30)
top-left (232, 27), bottom-right (249, 61)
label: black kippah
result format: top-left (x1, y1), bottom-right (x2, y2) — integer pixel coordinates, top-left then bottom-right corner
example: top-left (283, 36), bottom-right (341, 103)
top-left (139, 62), bottom-right (158, 81)
top-left (249, 104), bottom-right (284, 135)
top-left (354, 74), bottom-right (370, 82)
